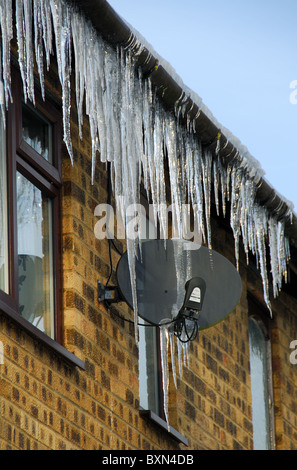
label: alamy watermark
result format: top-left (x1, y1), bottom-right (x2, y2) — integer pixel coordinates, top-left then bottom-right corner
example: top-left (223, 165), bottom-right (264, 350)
top-left (289, 340), bottom-right (297, 364)
top-left (0, 341), bottom-right (4, 365)
top-left (289, 80), bottom-right (297, 104)
top-left (94, 200), bottom-right (203, 249)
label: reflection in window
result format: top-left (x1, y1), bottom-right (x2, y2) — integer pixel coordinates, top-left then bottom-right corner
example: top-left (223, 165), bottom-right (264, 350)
top-left (17, 172), bottom-right (55, 338)
top-left (248, 316), bottom-right (273, 450)
top-left (22, 104), bottom-right (53, 163)
top-left (0, 115), bottom-right (9, 294)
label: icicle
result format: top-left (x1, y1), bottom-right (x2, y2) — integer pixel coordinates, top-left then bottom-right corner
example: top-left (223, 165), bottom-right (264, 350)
top-left (215, 131), bottom-right (221, 156)
top-left (169, 331), bottom-right (177, 389)
top-left (192, 142), bottom-right (206, 244)
top-left (71, 9), bottom-right (85, 139)
top-left (16, 0), bottom-right (35, 104)
top-left (126, 238), bottom-right (139, 344)
top-left (164, 114), bottom-right (184, 240)
top-left (0, 0), bottom-right (291, 337)
top-left (177, 337), bottom-right (183, 378)
top-left (33, 1), bottom-right (46, 100)
top-left (183, 341), bottom-right (190, 368)
top-left (24, 0), bottom-right (35, 103)
top-left (0, 45), bottom-right (4, 122)
top-left (160, 321), bottom-right (170, 430)
top-left (50, 0), bottom-right (73, 161)
top-left (153, 99), bottom-right (167, 239)
top-left (15, 1), bottom-right (26, 99)
top-left (201, 150), bottom-right (212, 249)
top-left (40, 0), bottom-right (53, 71)
top-left (0, 0), bottom-right (13, 117)
top-left (230, 167), bottom-right (242, 270)
top-left (268, 218), bottom-right (280, 298)
top-left (175, 333), bottom-right (190, 378)
top-left (213, 158), bottom-right (220, 216)
top-left (268, 218), bottom-right (290, 298)
top-left (254, 205), bottom-right (272, 315)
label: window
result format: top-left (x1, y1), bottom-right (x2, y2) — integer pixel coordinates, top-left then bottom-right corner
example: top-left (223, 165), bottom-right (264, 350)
top-left (21, 103), bottom-right (53, 163)
top-left (0, 71), bottom-right (62, 343)
top-left (138, 212), bottom-right (164, 416)
top-left (248, 297), bottom-right (275, 450)
top-left (17, 172), bottom-right (55, 337)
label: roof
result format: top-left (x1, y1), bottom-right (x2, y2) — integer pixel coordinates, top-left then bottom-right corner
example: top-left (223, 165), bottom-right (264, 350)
top-left (73, 0), bottom-right (297, 246)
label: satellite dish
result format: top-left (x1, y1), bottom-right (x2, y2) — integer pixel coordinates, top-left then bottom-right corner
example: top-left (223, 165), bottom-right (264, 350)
top-left (116, 239), bottom-right (242, 331)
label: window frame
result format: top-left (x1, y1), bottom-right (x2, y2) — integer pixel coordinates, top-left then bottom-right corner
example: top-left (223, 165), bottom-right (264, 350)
top-left (248, 295), bottom-right (275, 450)
top-left (138, 193), bottom-right (165, 419)
top-left (138, 192), bottom-right (188, 446)
top-left (0, 68), bottom-right (84, 369)
top-left (138, 319), bottom-right (165, 418)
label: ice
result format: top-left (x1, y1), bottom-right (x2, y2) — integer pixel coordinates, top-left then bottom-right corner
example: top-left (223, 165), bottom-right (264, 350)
top-left (0, 0), bottom-right (13, 121)
top-left (169, 331), bottom-right (177, 389)
top-left (201, 150), bottom-right (213, 249)
top-left (15, 0), bottom-right (35, 104)
top-left (0, 0), bottom-right (293, 415)
top-left (50, 0), bottom-right (73, 162)
top-left (160, 321), bottom-right (170, 429)
top-left (34, 2), bottom-right (45, 100)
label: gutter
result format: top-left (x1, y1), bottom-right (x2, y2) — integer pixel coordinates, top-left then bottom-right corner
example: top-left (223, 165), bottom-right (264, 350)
top-left (72, 0), bottom-right (297, 246)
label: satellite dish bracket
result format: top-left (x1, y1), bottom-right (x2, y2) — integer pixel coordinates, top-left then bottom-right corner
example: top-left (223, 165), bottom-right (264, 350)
top-left (98, 280), bottom-right (121, 304)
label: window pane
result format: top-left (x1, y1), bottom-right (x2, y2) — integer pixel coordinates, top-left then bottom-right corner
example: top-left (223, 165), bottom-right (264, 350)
top-left (17, 172), bottom-right (55, 339)
top-left (22, 104), bottom-right (53, 163)
top-left (248, 317), bottom-right (271, 450)
top-left (0, 115), bottom-right (9, 294)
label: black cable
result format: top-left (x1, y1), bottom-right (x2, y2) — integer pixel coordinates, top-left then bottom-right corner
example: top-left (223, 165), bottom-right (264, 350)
top-left (174, 313), bottom-right (199, 343)
top-left (110, 238), bottom-right (123, 256)
top-left (105, 240), bottom-right (113, 288)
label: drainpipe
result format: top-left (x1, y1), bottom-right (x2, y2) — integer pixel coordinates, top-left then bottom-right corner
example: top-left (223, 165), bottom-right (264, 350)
top-left (72, 0), bottom-right (297, 245)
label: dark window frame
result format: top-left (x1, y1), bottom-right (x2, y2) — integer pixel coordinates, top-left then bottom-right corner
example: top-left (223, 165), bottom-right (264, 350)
top-left (0, 68), bottom-right (84, 370)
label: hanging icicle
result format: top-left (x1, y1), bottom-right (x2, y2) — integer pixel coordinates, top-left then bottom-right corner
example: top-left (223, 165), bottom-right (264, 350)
top-left (160, 322), bottom-right (170, 429)
top-left (0, 0), bottom-right (292, 339)
top-left (0, 0), bottom-right (13, 121)
top-left (0, 0), bottom-right (294, 431)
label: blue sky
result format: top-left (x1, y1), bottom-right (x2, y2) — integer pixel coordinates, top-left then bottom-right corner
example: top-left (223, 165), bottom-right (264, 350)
top-left (108, 0), bottom-right (297, 212)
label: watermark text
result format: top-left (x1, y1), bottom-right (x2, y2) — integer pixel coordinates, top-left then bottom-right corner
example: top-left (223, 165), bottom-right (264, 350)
top-left (289, 80), bottom-right (297, 104)
top-left (94, 200), bottom-right (203, 249)
top-left (289, 340), bottom-right (297, 364)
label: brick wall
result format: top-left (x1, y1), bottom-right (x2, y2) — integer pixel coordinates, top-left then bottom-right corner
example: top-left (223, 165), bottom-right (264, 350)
top-left (1, 56), bottom-right (297, 450)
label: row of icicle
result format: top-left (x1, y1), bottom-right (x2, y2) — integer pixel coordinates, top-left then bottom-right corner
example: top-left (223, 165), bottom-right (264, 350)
top-left (0, 0), bottom-right (292, 428)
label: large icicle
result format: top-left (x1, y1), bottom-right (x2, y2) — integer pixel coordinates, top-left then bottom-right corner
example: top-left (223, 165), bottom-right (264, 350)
top-left (160, 322), bottom-right (170, 429)
top-left (0, 0), bottom-right (293, 329)
top-left (16, 0), bottom-right (36, 104)
top-left (0, 0), bottom-right (294, 431)
top-left (50, 0), bottom-right (73, 161)
top-left (0, 0), bottom-right (13, 121)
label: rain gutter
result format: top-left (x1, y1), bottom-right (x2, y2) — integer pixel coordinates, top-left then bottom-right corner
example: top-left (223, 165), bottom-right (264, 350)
top-left (72, 0), bottom-right (297, 246)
